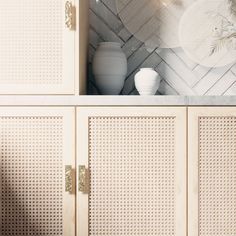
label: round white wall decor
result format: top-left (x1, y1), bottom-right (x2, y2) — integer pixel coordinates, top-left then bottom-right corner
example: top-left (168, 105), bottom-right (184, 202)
top-left (116, 0), bottom-right (196, 49)
top-left (179, 0), bottom-right (236, 67)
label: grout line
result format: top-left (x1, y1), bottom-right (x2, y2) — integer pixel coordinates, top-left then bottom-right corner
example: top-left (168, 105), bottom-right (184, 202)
top-left (89, 8), bottom-right (125, 44)
top-left (125, 46), bottom-right (158, 79)
top-left (155, 55), bottom-right (197, 94)
top-left (203, 65), bottom-right (235, 95)
top-left (220, 79), bottom-right (236, 95)
top-left (222, 80), bottom-right (236, 95)
top-left (100, 0), bottom-right (120, 18)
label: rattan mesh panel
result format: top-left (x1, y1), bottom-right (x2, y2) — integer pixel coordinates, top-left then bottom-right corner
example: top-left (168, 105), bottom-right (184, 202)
top-left (0, 116), bottom-right (64, 236)
top-left (0, 0), bottom-right (63, 84)
top-left (89, 116), bottom-right (176, 236)
top-left (199, 117), bottom-right (236, 236)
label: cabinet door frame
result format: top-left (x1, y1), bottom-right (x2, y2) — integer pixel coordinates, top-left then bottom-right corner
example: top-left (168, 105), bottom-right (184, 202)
top-left (0, 107), bottom-right (76, 236)
top-left (188, 107), bottom-right (236, 236)
top-left (77, 107), bottom-right (187, 236)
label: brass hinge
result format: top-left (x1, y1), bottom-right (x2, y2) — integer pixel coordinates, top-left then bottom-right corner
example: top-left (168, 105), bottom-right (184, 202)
top-left (65, 165), bottom-right (73, 193)
top-left (65, 1), bottom-right (76, 30)
top-left (79, 165), bottom-right (89, 194)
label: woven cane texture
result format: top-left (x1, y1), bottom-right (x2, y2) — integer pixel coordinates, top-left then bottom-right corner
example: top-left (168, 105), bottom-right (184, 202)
top-left (88, 116), bottom-right (176, 236)
top-left (199, 116), bottom-right (236, 236)
top-left (0, 0), bottom-right (63, 85)
top-left (0, 116), bottom-right (64, 236)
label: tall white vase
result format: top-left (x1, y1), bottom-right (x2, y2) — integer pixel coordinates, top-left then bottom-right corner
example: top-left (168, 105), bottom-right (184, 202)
top-left (93, 42), bottom-right (127, 95)
top-left (134, 68), bottom-right (161, 95)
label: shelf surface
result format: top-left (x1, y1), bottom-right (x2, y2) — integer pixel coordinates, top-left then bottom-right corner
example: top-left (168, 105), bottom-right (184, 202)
top-left (0, 96), bottom-right (236, 106)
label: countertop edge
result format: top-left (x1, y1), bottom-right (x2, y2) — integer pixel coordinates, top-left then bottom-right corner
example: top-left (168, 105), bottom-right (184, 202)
top-left (0, 95), bottom-right (236, 106)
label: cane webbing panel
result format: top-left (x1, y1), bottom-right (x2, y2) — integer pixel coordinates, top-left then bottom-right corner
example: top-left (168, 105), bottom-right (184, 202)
top-left (89, 116), bottom-right (176, 236)
top-left (0, 116), bottom-right (64, 236)
top-left (0, 0), bottom-right (63, 85)
top-left (199, 117), bottom-right (236, 236)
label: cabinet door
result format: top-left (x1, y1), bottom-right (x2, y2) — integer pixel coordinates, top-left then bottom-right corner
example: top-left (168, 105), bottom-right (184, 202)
top-left (0, 1), bottom-right (75, 94)
top-left (188, 107), bottom-right (236, 236)
top-left (0, 107), bottom-right (75, 236)
top-left (77, 107), bottom-right (186, 236)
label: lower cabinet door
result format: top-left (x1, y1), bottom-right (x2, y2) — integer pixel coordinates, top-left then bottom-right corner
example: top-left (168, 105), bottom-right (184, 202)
top-left (0, 107), bottom-right (75, 236)
top-left (188, 107), bottom-right (236, 236)
top-left (77, 107), bottom-right (187, 236)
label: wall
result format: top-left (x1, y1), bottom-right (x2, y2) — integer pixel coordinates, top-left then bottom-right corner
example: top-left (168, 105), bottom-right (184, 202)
top-left (88, 0), bottom-right (236, 95)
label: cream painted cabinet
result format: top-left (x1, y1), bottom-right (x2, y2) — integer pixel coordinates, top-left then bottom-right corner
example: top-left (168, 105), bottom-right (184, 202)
top-left (0, 0), bottom-right (88, 94)
top-left (0, 107), bottom-right (75, 236)
top-left (188, 107), bottom-right (236, 236)
top-left (1, 105), bottom-right (236, 236)
top-left (77, 107), bottom-right (187, 236)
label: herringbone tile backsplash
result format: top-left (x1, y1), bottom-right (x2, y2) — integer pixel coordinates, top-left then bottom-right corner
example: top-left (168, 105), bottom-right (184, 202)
top-left (88, 0), bottom-right (236, 95)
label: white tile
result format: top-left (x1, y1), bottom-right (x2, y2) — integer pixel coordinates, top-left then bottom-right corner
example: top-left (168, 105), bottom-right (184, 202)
top-left (193, 64), bottom-right (233, 95)
top-left (156, 48), bottom-right (199, 87)
top-left (206, 70), bottom-right (236, 95)
top-left (156, 61), bottom-right (196, 95)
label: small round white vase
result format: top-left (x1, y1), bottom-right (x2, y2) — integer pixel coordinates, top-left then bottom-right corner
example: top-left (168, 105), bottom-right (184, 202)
top-left (134, 68), bottom-right (161, 95)
top-left (93, 42), bottom-right (127, 95)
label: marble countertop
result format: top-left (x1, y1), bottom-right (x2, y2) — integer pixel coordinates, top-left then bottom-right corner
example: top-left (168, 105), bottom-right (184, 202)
top-left (0, 95), bottom-right (236, 106)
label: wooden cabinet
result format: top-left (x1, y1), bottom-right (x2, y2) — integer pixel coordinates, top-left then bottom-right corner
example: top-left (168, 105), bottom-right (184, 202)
top-left (77, 106), bottom-right (236, 236)
top-left (1, 105), bottom-right (236, 236)
top-left (0, 0), bottom-right (88, 94)
top-left (0, 107), bottom-right (75, 236)
top-left (188, 107), bottom-right (236, 236)
top-left (77, 107), bottom-right (187, 236)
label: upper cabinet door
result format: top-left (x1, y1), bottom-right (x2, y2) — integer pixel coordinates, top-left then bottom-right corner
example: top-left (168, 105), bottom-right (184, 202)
top-left (0, 107), bottom-right (75, 236)
top-left (188, 107), bottom-right (236, 236)
top-left (0, 0), bottom-right (76, 94)
top-left (77, 107), bottom-right (187, 236)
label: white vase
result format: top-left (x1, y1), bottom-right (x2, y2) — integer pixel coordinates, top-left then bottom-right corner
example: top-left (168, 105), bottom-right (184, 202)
top-left (93, 42), bottom-right (127, 95)
top-left (134, 68), bottom-right (161, 95)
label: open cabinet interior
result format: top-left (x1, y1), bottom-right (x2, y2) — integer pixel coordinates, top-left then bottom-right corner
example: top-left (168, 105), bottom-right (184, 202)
top-left (88, 0), bottom-right (236, 96)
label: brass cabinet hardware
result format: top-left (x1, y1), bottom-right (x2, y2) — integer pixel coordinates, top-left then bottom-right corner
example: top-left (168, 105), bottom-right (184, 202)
top-left (65, 165), bottom-right (73, 193)
top-left (65, 1), bottom-right (75, 30)
top-left (79, 165), bottom-right (89, 193)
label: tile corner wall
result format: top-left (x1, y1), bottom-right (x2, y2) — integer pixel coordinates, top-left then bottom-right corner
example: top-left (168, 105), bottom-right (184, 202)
top-left (88, 0), bottom-right (236, 96)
